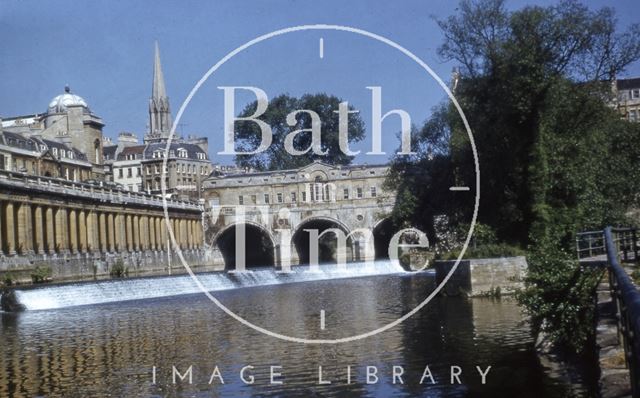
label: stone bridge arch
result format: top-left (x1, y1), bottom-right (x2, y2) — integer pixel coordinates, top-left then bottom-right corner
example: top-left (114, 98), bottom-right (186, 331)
top-left (290, 216), bottom-right (355, 265)
top-left (212, 221), bottom-right (276, 269)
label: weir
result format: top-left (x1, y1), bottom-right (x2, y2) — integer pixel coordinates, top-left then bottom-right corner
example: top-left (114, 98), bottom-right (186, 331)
top-left (2, 260), bottom-right (421, 311)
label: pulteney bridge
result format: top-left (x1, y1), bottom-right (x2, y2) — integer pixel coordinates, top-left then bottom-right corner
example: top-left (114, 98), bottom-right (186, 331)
top-left (202, 161), bottom-right (397, 268)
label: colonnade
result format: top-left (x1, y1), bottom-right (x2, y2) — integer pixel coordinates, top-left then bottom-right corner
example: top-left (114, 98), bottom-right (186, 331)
top-left (0, 201), bottom-right (203, 256)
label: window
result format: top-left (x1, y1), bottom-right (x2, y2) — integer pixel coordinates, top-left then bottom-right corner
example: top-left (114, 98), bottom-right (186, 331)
top-left (264, 193), bottom-right (270, 203)
top-left (178, 148), bottom-right (188, 158)
top-left (52, 147), bottom-right (58, 156)
top-left (238, 195), bottom-right (244, 205)
top-left (118, 168), bottom-right (123, 178)
top-left (343, 188), bottom-right (349, 199)
top-left (251, 195), bottom-right (257, 204)
top-left (632, 89), bottom-right (640, 99)
top-left (291, 192), bottom-right (297, 202)
top-left (197, 152), bottom-right (206, 160)
top-left (370, 186), bottom-right (377, 197)
top-left (127, 168), bottom-right (132, 178)
top-left (301, 191), bottom-right (307, 202)
top-left (357, 187), bottom-right (363, 199)
top-left (68, 152), bottom-right (73, 159)
top-left (277, 192), bottom-right (283, 203)
top-left (630, 109), bottom-right (638, 122)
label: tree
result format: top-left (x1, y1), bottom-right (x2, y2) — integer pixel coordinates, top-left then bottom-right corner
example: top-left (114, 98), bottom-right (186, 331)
top-left (233, 93), bottom-right (366, 171)
top-left (387, 0), bottom-right (640, 353)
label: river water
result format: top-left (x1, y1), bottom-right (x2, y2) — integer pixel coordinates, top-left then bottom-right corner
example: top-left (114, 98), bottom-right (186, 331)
top-left (0, 266), bottom-right (597, 397)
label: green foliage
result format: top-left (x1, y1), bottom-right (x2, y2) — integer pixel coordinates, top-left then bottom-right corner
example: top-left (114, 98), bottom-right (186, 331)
top-left (110, 260), bottom-right (128, 278)
top-left (439, 243), bottom-right (525, 260)
top-left (2, 272), bottom-right (15, 286)
top-left (30, 266), bottom-right (51, 284)
top-left (515, 241), bottom-right (603, 353)
top-left (630, 268), bottom-right (640, 286)
top-left (387, 0), bottom-right (640, 353)
top-left (233, 93), bottom-right (366, 171)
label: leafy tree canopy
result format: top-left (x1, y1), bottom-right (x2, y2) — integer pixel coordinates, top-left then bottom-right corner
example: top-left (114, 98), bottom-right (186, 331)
top-left (233, 93), bottom-right (366, 171)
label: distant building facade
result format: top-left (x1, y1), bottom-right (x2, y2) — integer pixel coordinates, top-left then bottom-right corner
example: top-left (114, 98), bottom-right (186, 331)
top-left (1, 86), bottom-right (105, 180)
top-left (201, 161), bottom-right (395, 268)
top-left (102, 42), bottom-right (212, 198)
top-left (612, 77), bottom-right (640, 122)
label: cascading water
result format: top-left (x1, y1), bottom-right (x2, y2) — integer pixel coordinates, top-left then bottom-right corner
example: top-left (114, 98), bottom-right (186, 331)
top-left (5, 260), bottom-right (427, 311)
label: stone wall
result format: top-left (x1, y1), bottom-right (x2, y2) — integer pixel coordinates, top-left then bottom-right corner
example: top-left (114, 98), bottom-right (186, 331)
top-left (434, 256), bottom-right (528, 297)
top-left (0, 249), bottom-right (218, 284)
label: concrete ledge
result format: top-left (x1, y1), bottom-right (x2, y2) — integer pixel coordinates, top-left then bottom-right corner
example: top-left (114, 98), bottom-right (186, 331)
top-left (434, 256), bottom-right (528, 297)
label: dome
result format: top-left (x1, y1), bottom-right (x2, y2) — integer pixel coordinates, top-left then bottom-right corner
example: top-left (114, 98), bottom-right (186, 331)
top-left (47, 85), bottom-right (89, 113)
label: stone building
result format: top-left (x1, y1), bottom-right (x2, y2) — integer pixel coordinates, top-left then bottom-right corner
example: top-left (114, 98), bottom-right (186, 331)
top-left (0, 169), bottom-right (206, 283)
top-left (1, 86), bottom-right (105, 180)
top-left (613, 77), bottom-right (640, 122)
top-left (202, 161), bottom-right (396, 268)
top-left (102, 42), bottom-right (212, 198)
top-left (0, 130), bottom-right (92, 180)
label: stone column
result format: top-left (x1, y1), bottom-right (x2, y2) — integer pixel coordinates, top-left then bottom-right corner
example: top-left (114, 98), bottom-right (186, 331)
top-left (133, 215), bottom-right (140, 251)
top-left (34, 205), bottom-right (44, 254)
top-left (196, 220), bottom-right (203, 249)
top-left (190, 220), bottom-right (196, 249)
top-left (193, 220), bottom-right (198, 249)
top-left (155, 217), bottom-right (162, 251)
top-left (99, 213), bottom-right (107, 253)
top-left (171, 218), bottom-right (178, 249)
top-left (78, 210), bottom-right (88, 253)
top-left (149, 216), bottom-right (156, 251)
top-left (0, 201), bottom-right (4, 256)
top-left (180, 219), bottom-right (188, 250)
top-left (141, 215), bottom-right (149, 251)
top-left (160, 218), bottom-right (168, 251)
top-left (185, 220), bottom-right (191, 249)
top-left (45, 207), bottom-right (55, 255)
top-left (114, 213), bottom-right (123, 252)
top-left (107, 213), bottom-right (116, 252)
top-left (126, 214), bottom-right (133, 252)
top-left (90, 212), bottom-right (100, 253)
top-left (54, 207), bottom-right (68, 253)
top-left (173, 219), bottom-right (180, 249)
top-left (68, 209), bottom-right (78, 253)
top-left (17, 203), bottom-right (34, 255)
top-left (5, 202), bottom-right (16, 256)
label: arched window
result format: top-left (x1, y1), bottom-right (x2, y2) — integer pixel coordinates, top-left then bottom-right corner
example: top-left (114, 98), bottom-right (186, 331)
top-left (94, 139), bottom-right (101, 163)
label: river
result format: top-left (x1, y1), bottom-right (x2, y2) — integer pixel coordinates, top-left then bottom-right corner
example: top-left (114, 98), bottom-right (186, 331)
top-left (0, 264), bottom-right (597, 397)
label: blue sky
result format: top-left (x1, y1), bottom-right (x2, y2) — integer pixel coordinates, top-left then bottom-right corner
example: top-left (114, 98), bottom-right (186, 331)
top-left (1, 0), bottom-right (639, 165)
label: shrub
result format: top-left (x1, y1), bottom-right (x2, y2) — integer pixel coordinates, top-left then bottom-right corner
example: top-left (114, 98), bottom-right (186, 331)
top-left (31, 266), bottom-right (52, 284)
top-left (438, 243), bottom-right (525, 260)
top-left (515, 241), bottom-right (602, 354)
top-left (2, 272), bottom-right (15, 286)
top-left (110, 259), bottom-right (128, 278)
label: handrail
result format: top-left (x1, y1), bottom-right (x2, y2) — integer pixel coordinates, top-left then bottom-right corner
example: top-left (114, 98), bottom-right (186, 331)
top-left (604, 226), bottom-right (640, 397)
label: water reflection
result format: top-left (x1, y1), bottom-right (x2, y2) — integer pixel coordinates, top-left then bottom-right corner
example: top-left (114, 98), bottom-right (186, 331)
top-left (0, 274), bottom-right (595, 397)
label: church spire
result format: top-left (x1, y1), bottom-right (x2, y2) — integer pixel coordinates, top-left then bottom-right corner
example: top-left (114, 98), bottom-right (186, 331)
top-left (152, 41), bottom-right (167, 100)
top-left (147, 41), bottom-right (172, 142)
